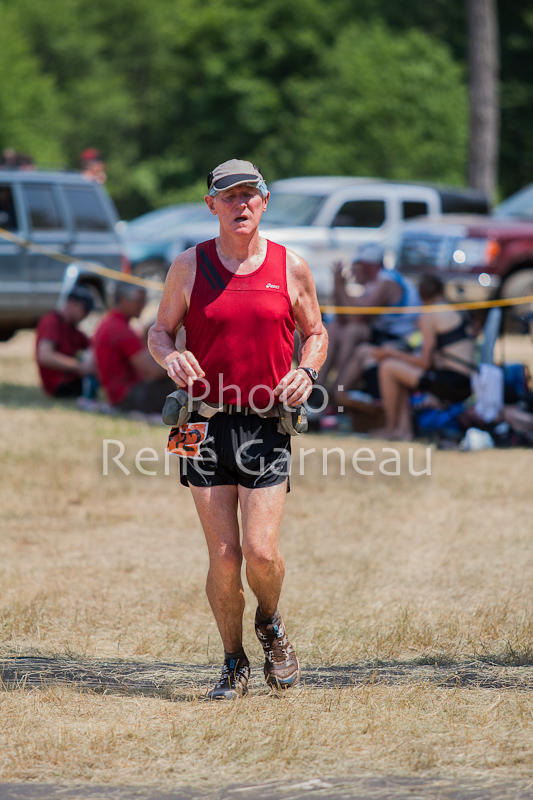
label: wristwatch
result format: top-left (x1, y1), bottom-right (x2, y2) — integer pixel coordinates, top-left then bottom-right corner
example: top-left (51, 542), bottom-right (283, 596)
top-left (298, 366), bottom-right (318, 383)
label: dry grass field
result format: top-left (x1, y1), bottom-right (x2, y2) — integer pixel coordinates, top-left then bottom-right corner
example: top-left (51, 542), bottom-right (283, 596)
top-left (0, 331), bottom-right (532, 795)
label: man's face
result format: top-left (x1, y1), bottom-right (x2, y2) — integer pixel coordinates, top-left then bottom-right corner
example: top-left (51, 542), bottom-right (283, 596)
top-left (83, 158), bottom-right (107, 183)
top-left (352, 261), bottom-right (379, 285)
top-left (205, 184), bottom-right (269, 235)
top-left (130, 289), bottom-right (146, 318)
top-left (121, 289), bottom-right (146, 319)
top-left (64, 299), bottom-right (88, 325)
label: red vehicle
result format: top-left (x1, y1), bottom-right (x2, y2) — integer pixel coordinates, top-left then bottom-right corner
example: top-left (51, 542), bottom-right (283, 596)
top-left (389, 214), bottom-right (533, 318)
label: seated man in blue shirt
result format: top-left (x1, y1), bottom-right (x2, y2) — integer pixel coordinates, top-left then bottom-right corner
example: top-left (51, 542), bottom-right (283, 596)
top-left (318, 243), bottom-right (419, 405)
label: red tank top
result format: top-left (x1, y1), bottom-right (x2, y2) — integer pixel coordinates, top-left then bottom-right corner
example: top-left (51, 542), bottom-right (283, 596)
top-left (185, 238), bottom-right (295, 407)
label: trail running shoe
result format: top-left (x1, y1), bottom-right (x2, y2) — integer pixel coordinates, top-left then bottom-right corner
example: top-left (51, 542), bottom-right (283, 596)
top-left (254, 608), bottom-right (300, 689)
top-left (206, 654), bottom-right (250, 700)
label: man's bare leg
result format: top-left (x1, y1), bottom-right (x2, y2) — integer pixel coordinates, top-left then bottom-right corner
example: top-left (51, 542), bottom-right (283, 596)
top-left (379, 359), bottom-right (402, 433)
top-left (318, 319), bottom-right (369, 389)
top-left (239, 482), bottom-right (287, 617)
top-left (335, 320), bottom-right (370, 377)
top-left (335, 343), bottom-right (376, 402)
top-left (239, 481), bottom-right (300, 689)
top-left (394, 385), bottom-right (414, 439)
top-left (189, 483), bottom-right (244, 653)
top-left (378, 359), bottom-right (420, 438)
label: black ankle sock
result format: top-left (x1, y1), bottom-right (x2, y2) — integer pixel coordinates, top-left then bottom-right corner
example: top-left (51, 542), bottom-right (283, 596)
top-left (224, 647), bottom-right (247, 664)
top-left (256, 606), bottom-right (278, 625)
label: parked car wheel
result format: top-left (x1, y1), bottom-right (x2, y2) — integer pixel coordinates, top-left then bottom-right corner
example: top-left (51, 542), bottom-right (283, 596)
top-left (0, 327), bottom-right (16, 342)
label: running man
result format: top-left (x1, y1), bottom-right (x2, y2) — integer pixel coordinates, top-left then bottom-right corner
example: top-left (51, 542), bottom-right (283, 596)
top-left (148, 160), bottom-right (327, 699)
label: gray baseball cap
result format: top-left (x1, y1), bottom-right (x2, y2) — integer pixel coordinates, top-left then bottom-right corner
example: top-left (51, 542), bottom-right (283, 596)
top-left (352, 242), bottom-right (384, 266)
top-left (207, 159), bottom-right (266, 195)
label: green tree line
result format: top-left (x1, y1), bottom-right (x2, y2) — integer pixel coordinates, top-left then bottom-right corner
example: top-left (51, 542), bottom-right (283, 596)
top-left (1, 0), bottom-right (530, 217)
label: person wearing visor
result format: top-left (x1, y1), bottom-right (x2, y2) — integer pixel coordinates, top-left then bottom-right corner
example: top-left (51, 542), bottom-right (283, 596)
top-left (148, 159), bottom-right (327, 700)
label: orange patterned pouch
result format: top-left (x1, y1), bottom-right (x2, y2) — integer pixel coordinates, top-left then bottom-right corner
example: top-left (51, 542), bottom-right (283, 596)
top-left (167, 422), bottom-right (209, 459)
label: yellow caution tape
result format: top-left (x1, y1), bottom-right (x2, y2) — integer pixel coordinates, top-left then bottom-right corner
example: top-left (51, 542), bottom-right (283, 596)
top-left (1, 226), bottom-right (532, 314)
top-left (320, 294), bottom-right (533, 315)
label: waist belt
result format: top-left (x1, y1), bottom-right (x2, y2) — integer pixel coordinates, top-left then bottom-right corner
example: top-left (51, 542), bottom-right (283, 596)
top-left (162, 389), bottom-right (307, 434)
top-left (221, 403), bottom-right (279, 417)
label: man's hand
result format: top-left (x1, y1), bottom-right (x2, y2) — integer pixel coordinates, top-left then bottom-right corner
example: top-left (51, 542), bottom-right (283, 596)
top-left (373, 345), bottom-right (398, 361)
top-left (274, 368), bottom-right (313, 408)
top-left (77, 359), bottom-right (95, 377)
top-left (164, 350), bottom-right (205, 387)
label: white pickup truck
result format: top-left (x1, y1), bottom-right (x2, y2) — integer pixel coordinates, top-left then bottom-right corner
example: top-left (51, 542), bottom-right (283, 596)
top-left (168, 176), bottom-right (489, 300)
top-left (258, 177), bottom-right (488, 299)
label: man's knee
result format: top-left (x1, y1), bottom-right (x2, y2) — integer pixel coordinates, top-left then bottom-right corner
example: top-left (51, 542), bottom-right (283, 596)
top-left (243, 542), bottom-right (282, 573)
top-left (346, 320), bottom-right (371, 341)
top-left (357, 343), bottom-right (374, 359)
top-left (379, 358), bottom-right (396, 377)
top-left (209, 544), bottom-right (242, 576)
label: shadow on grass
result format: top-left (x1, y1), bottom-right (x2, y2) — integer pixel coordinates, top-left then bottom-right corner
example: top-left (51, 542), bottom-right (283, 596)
top-left (1, 775), bottom-right (533, 800)
top-left (0, 382), bottom-right (72, 410)
top-left (1, 654), bottom-right (531, 701)
top-left (0, 383), bottom-right (160, 427)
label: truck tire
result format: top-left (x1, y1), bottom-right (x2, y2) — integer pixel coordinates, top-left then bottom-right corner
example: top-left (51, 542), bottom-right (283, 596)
top-left (0, 327), bottom-right (16, 342)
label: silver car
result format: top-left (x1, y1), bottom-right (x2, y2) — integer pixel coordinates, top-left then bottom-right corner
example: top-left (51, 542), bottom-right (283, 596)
top-left (0, 169), bottom-right (124, 340)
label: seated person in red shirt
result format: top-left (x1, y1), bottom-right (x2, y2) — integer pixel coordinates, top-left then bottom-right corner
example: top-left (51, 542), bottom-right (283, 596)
top-left (36, 286), bottom-right (96, 398)
top-left (92, 283), bottom-right (174, 412)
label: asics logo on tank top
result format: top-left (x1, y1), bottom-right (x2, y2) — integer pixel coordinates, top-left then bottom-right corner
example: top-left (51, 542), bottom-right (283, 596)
top-left (266, 283), bottom-right (280, 289)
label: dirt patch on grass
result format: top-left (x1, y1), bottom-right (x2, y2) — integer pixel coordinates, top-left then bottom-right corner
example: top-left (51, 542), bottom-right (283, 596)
top-left (1, 775), bottom-right (532, 799)
top-left (1, 655), bottom-right (532, 700)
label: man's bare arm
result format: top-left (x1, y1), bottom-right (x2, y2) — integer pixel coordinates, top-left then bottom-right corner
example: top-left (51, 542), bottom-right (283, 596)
top-left (274, 250), bottom-right (328, 407)
top-left (37, 339), bottom-right (92, 376)
top-left (374, 315), bottom-right (435, 370)
top-left (130, 348), bottom-right (167, 380)
top-left (343, 278), bottom-right (401, 309)
top-left (360, 279), bottom-right (401, 308)
top-left (292, 256), bottom-right (328, 371)
top-left (147, 249), bottom-right (205, 387)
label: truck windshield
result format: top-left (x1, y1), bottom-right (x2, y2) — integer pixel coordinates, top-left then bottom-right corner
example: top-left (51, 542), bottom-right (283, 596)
top-left (127, 204), bottom-right (210, 238)
top-left (494, 184), bottom-right (533, 221)
top-left (263, 192), bottom-right (326, 226)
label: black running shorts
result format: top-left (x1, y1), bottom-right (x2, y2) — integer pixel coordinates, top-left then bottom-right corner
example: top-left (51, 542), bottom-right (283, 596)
top-left (172, 411), bottom-right (291, 490)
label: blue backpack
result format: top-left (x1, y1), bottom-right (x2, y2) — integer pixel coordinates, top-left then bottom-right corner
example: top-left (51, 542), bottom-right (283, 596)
top-left (415, 402), bottom-right (465, 436)
top-left (503, 363), bottom-right (530, 404)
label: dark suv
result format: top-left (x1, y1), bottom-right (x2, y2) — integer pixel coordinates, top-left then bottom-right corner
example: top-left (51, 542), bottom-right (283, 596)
top-left (0, 170), bottom-right (126, 340)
